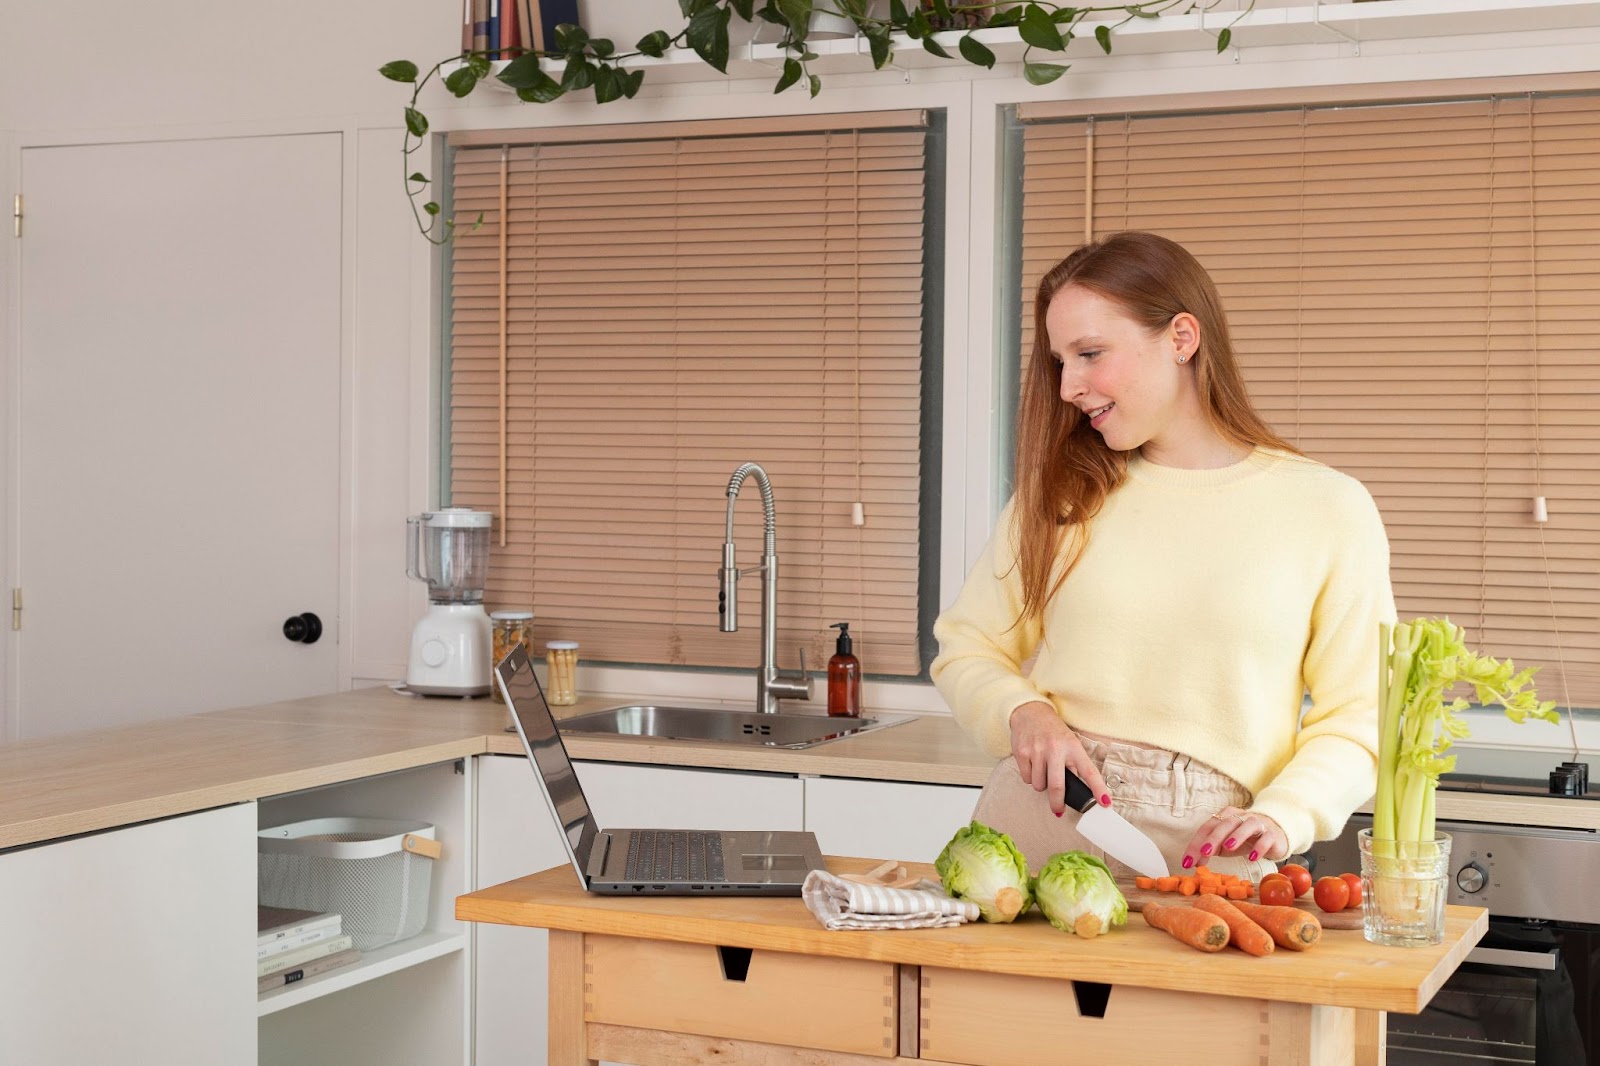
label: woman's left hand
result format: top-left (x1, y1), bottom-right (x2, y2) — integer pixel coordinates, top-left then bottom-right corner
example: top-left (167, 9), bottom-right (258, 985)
top-left (1180, 807), bottom-right (1289, 871)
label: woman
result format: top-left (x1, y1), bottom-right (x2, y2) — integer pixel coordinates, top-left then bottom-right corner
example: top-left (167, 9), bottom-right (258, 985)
top-left (932, 232), bottom-right (1395, 881)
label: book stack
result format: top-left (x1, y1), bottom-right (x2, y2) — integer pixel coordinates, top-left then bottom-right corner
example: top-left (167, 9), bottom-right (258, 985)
top-left (257, 905), bottom-right (361, 994)
top-left (462, 0), bottom-right (581, 59)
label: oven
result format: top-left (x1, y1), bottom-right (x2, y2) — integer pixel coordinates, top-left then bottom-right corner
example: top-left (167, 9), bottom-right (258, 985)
top-left (1309, 814), bottom-right (1600, 1065)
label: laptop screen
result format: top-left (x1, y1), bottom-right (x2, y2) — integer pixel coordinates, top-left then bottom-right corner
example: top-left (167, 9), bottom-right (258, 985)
top-left (495, 643), bottom-right (601, 881)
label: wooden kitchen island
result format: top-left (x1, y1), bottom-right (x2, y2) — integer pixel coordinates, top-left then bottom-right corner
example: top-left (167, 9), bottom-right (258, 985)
top-left (458, 857), bottom-right (1487, 1066)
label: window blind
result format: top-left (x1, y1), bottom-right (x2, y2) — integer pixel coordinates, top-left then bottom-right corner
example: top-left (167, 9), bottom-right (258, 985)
top-left (448, 115), bottom-right (928, 676)
top-left (1019, 94), bottom-right (1600, 708)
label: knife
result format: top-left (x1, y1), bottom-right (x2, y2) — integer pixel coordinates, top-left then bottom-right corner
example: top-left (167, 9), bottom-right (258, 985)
top-left (1063, 767), bottom-right (1171, 880)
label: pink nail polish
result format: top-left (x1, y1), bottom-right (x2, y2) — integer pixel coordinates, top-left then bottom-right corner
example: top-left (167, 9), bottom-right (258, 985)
top-left (1200, 843), bottom-right (1213, 856)
top-left (1099, 793), bottom-right (1111, 807)
top-left (1248, 850), bottom-right (1259, 862)
top-left (1054, 809), bottom-right (1063, 818)
top-left (1181, 855), bottom-right (1194, 870)
top-left (1224, 837), bottom-right (1237, 850)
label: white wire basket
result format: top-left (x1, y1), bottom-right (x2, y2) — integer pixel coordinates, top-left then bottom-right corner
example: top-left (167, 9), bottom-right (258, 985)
top-left (258, 817), bottom-right (442, 952)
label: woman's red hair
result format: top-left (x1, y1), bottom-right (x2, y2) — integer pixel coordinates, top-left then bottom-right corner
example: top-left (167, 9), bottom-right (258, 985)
top-left (1011, 231), bottom-right (1299, 624)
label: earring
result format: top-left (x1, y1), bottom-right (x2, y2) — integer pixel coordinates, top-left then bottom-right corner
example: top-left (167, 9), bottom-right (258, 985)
top-left (1178, 356), bottom-right (1188, 364)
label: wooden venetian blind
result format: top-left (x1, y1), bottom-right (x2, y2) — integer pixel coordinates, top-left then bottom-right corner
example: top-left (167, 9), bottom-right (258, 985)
top-left (448, 114), bottom-right (928, 676)
top-left (1018, 94), bottom-right (1600, 708)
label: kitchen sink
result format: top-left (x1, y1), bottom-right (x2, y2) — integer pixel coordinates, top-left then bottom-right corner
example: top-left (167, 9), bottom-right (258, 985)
top-left (557, 704), bottom-right (914, 749)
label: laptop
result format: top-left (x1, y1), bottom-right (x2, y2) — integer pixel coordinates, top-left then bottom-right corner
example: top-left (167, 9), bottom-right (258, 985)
top-left (495, 642), bottom-right (825, 895)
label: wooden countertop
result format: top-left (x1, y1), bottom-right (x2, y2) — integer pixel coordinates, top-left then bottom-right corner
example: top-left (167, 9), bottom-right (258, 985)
top-left (457, 856), bottom-right (1488, 1015)
top-left (3, 685), bottom-right (1594, 851)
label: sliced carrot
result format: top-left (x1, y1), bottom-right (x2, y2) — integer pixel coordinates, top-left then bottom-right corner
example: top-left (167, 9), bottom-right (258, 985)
top-left (1155, 876), bottom-right (1181, 893)
top-left (1143, 902), bottom-right (1229, 952)
top-left (1193, 865), bottom-right (1212, 877)
top-left (1199, 883), bottom-right (1221, 895)
top-left (1178, 877), bottom-right (1198, 896)
top-left (1194, 894), bottom-right (1275, 957)
top-left (1134, 876), bottom-right (1156, 890)
top-left (1226, 883), bottom-right (1250, 900)
top-left (1230, 899), bottom-right (1323, 951)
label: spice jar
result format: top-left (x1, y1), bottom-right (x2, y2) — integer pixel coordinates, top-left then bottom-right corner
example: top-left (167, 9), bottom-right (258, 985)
top-left (545, 640), bottom-right (579, 706)
top-left (490, 611), bottom-right (535, 722)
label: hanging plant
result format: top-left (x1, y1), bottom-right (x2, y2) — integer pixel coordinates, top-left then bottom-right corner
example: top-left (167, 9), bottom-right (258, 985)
top-left (380, 0), bottom-right (1252, 242)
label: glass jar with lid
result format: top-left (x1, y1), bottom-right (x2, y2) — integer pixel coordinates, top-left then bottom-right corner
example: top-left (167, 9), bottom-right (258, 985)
top-left (489, 611), bottom-right (535, 717)
top-left (545, 640), bottom-right (580, 706)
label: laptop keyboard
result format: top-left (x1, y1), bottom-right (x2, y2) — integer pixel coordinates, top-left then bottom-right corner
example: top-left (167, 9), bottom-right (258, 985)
top-left (623, 829), bottom-right (725, 883)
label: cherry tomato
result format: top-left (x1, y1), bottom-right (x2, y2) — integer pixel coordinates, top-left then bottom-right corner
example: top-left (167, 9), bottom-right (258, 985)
top-left (1339, 872), bottom-right (1363, 908)
top-left (1279, 863), bottom-right (1314, 899)
top-left (1313, 876), bottom-right (1352, 913)
top-left (1260, 878), bottom-right (1296, 907)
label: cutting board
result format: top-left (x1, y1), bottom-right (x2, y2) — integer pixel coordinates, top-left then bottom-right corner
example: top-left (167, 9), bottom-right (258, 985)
top-left (1113, 878), bottom-right (1365, 931)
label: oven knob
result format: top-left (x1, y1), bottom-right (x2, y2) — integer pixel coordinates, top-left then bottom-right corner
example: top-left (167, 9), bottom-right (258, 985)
top-left (1456, 862), bottom-right (1487, 894)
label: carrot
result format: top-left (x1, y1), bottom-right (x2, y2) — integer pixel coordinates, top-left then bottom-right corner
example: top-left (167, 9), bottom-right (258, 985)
top-left (1226, 883), bottom-right (1250, 901)
top-left (1178, 877), bottom-right (1198, 896)
top-left (1199, 883), bottom-right (1221, 895)
top-left (1155, 876), bottom-right (1181, 892)
top-left (1194, 865), bottom-right (1212, 877)
top-left (1134, 876), bottom-right (1156, 890)
top-left (1143, 902), bottom-right (1230, 952)
top-left (1229, 899), bottom-right (1323, 951)
top-left (1194, 894), bottom-right (1275, 957)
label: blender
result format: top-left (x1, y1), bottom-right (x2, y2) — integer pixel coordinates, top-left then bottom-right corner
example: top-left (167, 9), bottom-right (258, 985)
top-left (405, 508), bottom-right (494, 696)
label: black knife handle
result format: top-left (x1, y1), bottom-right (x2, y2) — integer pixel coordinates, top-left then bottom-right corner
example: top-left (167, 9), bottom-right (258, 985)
top-left (1064, 766), bottom-right (1097, 813)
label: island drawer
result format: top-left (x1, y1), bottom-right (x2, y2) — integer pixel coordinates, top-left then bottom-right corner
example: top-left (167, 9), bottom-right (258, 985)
top-left (920, 965), bottom-right (1319, 1065)
top-left (583, 934), bottom-right (899, 1057)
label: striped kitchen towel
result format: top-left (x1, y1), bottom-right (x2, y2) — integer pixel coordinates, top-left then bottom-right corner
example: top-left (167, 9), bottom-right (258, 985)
top-left (801, 870), bottom-right (980, 930)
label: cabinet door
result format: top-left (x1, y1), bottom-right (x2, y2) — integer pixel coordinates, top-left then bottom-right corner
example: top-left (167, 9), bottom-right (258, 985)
top-left (0, 803), bottom-right (257, 1065)
top-left (575, 761), bottom-right (806, 831)
top-left (805, 777), bottom-right (980, 864)
top-left (475, 753), bottom-right (572, 1066)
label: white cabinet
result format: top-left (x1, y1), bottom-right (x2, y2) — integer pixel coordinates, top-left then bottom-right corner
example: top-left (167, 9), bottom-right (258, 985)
top-left (472, 755), bottom-right (806, 1066)
top-left (803, 777), bottom-right (980, 864)
top-left (474, 753), bottom-right (574, 1066)
top-left (0, 803), bottom-right (258, 1066)
top-left (575, 760), bottom-right (806, 831)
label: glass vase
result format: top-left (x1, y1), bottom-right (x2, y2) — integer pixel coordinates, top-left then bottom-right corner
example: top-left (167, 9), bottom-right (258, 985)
top-left (1358, 828), bottom-right (1452, 947)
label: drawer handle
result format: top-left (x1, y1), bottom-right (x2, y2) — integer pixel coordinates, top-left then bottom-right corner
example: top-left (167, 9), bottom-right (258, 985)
top-left (1073, 980), bottom-right (1112, 1019)
top-left (716, 945), bottom-right (753, 982)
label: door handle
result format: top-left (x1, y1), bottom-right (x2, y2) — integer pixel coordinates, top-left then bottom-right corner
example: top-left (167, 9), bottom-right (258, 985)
top-left (1465, 946), bottom-right (1558, 971)
top-left (282, 612), bottom-right (323, 644)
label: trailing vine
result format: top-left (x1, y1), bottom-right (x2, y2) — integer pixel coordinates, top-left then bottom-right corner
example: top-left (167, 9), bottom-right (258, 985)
top-left (380, 0), bottom-right (1251, 242)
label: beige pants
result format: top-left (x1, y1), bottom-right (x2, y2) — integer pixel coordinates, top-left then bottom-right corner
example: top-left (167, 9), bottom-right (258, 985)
top-left (971, 729), bottom-right (1279, 883)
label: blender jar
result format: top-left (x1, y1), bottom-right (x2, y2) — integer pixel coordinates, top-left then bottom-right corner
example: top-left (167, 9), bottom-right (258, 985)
top-left (407, 508), bottom-right (492, 602)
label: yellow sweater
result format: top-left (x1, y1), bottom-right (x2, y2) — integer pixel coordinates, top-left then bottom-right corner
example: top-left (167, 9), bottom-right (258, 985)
top-left (931, 448), bottom-right (1396, 854)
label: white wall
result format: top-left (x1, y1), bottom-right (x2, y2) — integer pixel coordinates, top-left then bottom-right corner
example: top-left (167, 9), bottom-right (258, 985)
top-left (3, 1), bottom-right (1598, 731)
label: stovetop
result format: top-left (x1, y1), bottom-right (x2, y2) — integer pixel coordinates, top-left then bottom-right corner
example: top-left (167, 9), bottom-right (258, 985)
top-left (1439, 745), bottom-right (1597, 800)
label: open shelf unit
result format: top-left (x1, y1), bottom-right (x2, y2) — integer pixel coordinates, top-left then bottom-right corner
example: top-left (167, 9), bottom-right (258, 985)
top-left (447, 0), bottom-right (1600, 91)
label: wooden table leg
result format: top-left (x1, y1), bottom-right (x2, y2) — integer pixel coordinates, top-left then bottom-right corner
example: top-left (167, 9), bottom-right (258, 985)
top-left (548, 929), bottom-right (596, 1066)
top-left (1355, 1008), bottom-right (1387, 1066)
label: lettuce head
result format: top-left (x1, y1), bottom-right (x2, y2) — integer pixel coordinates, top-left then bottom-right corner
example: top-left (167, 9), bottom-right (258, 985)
top-left (934, 820), bottom-right (1033, 922)
top-left (1034, 850), bottom-right (1128, 938)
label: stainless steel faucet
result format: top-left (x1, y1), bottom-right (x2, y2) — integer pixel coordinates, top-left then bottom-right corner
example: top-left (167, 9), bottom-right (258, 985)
top-left (719, 462), bottom-right (814, 714)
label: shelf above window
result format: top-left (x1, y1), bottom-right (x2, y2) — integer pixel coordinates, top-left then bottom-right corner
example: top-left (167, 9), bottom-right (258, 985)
top-left (445, 0), bottom-right (1600, 92)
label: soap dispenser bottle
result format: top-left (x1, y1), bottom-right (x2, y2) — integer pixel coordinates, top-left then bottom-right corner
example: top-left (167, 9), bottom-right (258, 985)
top-left (827, 622), bottom-right (861, 718)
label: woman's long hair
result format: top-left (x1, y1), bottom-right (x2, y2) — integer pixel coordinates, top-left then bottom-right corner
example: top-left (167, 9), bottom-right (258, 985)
top-left (1012, 231), bottom-right (1298, 625)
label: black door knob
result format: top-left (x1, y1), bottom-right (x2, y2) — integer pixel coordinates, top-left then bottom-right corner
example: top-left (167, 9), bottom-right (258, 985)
top-left (282, 612), bottom-right (323, 644)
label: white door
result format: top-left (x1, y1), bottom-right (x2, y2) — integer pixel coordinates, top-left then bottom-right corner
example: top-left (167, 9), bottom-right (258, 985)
top-left (13, 134), bottom-right (342, 738)
top-left (0, 802), bottom-right (258, 1065)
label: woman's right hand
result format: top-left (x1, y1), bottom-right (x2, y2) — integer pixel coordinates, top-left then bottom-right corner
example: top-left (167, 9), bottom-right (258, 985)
top-left (1008, 701), bottom-right (1111, 817)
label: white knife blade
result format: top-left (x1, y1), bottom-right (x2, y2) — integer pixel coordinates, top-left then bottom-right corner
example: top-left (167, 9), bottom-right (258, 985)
top-left (1075, 804), bottom-right (1171, 880)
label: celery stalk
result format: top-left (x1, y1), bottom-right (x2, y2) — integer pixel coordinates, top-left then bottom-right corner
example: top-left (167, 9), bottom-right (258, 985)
top-left (1374, 617), bottom-right (1559, 844)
